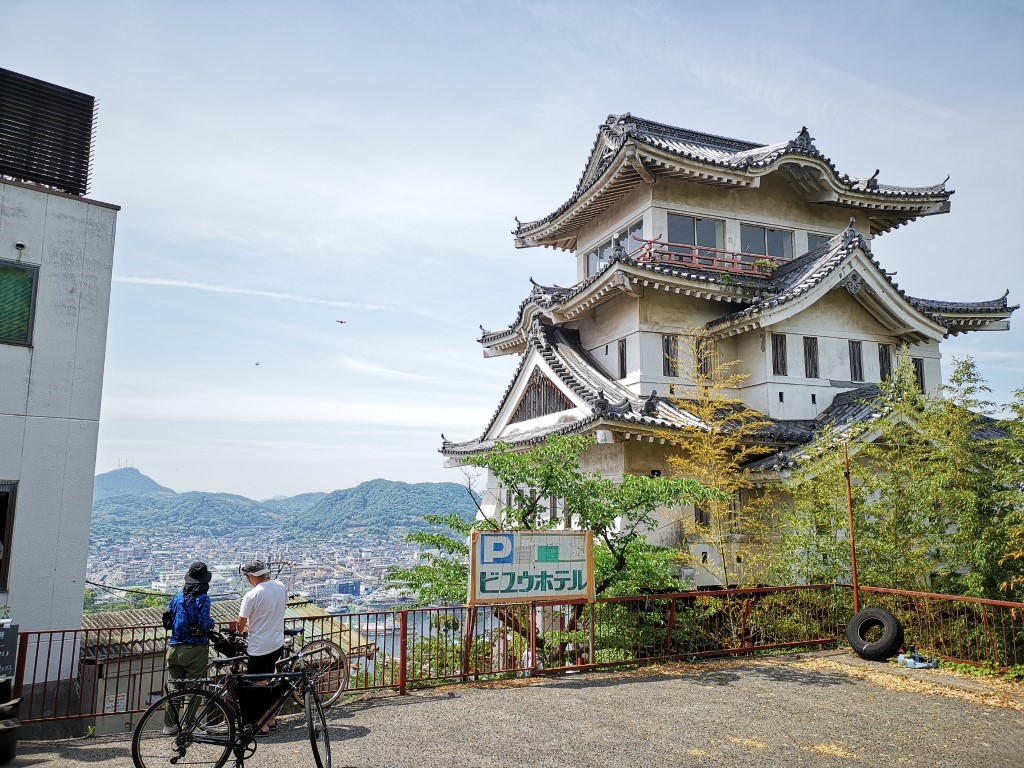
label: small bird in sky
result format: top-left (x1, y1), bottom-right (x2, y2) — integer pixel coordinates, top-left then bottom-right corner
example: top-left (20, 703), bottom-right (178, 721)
top-left (254, 362), bottom-right (260, 366)
top-left (336, 320), bottom-right (347, 324)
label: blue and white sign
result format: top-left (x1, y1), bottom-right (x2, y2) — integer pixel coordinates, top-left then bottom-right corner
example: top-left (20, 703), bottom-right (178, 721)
top-left (469, 530), bottom-right (594, 605)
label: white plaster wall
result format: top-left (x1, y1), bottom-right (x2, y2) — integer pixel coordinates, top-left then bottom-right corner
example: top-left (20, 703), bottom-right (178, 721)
top-left (576, 294), bottom-right (640, 386)
top-left (0, 181), bottom-right (117, 632)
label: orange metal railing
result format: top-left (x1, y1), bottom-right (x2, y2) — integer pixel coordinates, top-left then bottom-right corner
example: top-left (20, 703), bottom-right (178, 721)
top-left (13, 585), bottom-right (1024, 724)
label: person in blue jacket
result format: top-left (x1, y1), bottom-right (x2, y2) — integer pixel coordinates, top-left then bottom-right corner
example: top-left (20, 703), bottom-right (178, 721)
top-left (163, 561), bottom-right (215, 733)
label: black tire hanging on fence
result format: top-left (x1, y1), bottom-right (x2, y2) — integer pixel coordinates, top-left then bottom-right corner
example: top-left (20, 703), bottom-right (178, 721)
top-left (846, 607), bottom-right (904, 661)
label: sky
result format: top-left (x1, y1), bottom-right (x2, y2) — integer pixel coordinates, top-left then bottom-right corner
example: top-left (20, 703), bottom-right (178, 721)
top-left (3, 0), bottom-right (1023, 499)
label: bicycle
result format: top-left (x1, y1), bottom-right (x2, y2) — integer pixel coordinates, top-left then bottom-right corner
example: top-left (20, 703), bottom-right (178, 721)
top-left (206, 625), bottom-right (349, 708)
top-left (131, 646), bottom-right (330, 768)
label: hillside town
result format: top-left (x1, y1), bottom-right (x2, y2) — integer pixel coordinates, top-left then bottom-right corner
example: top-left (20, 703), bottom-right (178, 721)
top-left (86, 529), bottom-right (422, 614)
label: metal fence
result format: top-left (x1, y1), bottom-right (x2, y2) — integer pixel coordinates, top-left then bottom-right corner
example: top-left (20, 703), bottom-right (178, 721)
top-left (13, 585), bottom-right (1024, 725)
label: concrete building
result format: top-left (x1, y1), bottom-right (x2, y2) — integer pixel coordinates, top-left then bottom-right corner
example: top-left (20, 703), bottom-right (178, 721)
top-left (442, 114), bottom-right (1016, 586)
top-left (0, 67), bottom-right (119, 631)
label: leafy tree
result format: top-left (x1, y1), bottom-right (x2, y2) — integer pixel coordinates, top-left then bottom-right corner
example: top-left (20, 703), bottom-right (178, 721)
top-left (772, 353), bottom-right (1024, 598)
top-left (996, 387), bottom-right (1024, 599)
top-left (386, 433), bottom-right (720, 603)
top-left (657, 330), bottom-right (774, 588)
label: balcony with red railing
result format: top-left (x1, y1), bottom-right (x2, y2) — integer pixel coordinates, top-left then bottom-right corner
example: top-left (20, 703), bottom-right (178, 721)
top-left (625, 238), bottom-right (789, 277)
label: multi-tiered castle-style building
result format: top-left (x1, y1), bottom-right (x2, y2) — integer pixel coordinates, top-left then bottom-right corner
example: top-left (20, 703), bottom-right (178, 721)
top-left (442, 114), bottom-right (1015, 584)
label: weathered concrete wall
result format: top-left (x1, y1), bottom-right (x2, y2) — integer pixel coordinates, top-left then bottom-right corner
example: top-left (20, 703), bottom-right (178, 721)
top-left (0, 181), bottom-right (117, 632)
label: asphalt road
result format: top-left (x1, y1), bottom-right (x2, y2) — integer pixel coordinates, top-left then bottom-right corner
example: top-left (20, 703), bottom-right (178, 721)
top-left (20, 649), bottom-right (1024, 768)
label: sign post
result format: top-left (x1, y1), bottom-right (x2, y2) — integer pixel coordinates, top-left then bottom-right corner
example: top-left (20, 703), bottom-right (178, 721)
top-left (468, 530), bottom-right (595, 605)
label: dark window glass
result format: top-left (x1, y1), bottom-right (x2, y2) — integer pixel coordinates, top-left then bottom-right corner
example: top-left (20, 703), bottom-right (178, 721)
top-left (765, 228), bottom-right (793, 260)
top-left (669, 214), bottom-right (722, 262)
top-left (0, 482), bottom-right (16, 591)
top-left (849, 340), bottom-right (864, 382)
top-left (742, 225), bottom-right (792, 261)
top-left (803, 336), bottom-right (819, 378)
top-left (696, 336), bottom-right (713, 378)
top-left (878, 344), bottom-right (893, 381)
top-left (618, 338), bottom-right (627, 379)
top-left (0, 261), bottom-right (38, 345)
top-left (912, 357), bottom-right (926, 391)
top-left (662, 334), bottom-right (678, 377)
top-left (668, 214), bottom-right (696, 247)
top-left (741, 224), bottom-right (766, 256)
top-left (695, 506), bottom-right (709, 526)
top-left (808, 233), bottom-right (831, 252)
top-left (772, 333), bottom-right (788, 376)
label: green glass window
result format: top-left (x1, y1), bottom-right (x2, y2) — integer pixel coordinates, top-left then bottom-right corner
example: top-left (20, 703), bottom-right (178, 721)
top-left (0, 261), bottom-right (37, 344)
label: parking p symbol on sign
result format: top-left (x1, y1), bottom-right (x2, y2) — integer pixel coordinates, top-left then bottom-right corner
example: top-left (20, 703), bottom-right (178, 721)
top-left (480, 533), bottom-right (515, 564)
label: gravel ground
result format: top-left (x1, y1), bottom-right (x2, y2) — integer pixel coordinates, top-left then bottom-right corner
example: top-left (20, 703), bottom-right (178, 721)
top-left (19, 649), bottom-right (1024, 768)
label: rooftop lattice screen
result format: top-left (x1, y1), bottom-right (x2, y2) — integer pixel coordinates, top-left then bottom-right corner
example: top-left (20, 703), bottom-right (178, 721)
top-left (0, 67), bottom-right (96, 196)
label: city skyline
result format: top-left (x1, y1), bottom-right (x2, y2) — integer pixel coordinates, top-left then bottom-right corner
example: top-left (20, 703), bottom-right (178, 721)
top-left (4, 1), bottom-right (1022, 498)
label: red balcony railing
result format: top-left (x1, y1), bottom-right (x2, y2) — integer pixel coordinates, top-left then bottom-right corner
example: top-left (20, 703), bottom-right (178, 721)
top-left (632, 238), bottom-right (788, 276)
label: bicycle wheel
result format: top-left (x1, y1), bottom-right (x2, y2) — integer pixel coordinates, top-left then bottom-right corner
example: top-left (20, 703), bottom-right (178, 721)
top-left (298, 639), bottom-right (348, 708)
top-left (132, 689), bottom-right (235, 768)
top-left (304, 687), bottom-right (331, 768)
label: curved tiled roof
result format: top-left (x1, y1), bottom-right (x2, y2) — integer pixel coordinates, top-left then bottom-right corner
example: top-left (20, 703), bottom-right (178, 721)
top-left (514, 113), bottom-right (952, 243)
top-left (483, 219), bottom-right (1015, 351)
top-left (444, 322), bottom-right (810, 458)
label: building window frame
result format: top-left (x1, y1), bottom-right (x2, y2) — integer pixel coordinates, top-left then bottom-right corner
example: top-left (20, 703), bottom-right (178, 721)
top-left (585, 219), bottom-right (644, 276)
top-left (0, 260), bottom-right (39, 346)
top-left (912, 357), bottom-right (926, 391)
top-left (878, 343), bottom-right (893, 381)
top-left (771, 333), bottom-right (788, 376)
top-left (667, 212), bottom-right (725, 263)
top-left (740, 223), bottom-right (794, 261)
top-left (849, 340), bottom-right (864, 382)
top-left (803, 336), bottom-right (819, 379)
top-left (0, 481), bottom-right (17, 592)
top-left (807, 233), bottom-right (832, 252)
top-left (662, 334), bottom-right (678, 377)
top-left (617, 338), bottom-right (627, 379)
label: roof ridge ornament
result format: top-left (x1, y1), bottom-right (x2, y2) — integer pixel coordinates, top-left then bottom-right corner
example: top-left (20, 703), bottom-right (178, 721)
top-left (642, 390), bottom-right (660, 416)
top-left (789, 126), bottom-right (815, 150)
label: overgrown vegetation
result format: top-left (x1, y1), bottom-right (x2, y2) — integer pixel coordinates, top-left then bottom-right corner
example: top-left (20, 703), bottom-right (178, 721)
top-left (773, 354), bottom-right (1024, 601)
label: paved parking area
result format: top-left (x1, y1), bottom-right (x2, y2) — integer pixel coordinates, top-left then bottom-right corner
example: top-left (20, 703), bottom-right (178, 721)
top-left (20, 650), bottom-right (1024, 768)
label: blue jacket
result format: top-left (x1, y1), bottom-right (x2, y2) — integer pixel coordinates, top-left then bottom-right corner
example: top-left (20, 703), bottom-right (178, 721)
top-left (167, 591), bottom-right (215, 646)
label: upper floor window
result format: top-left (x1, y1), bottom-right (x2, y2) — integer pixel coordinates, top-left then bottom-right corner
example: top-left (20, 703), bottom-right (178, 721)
top-left (741, 224), bottom-right (793, 261)
top-left (807, 233), bottom-right (831, 252)
top-left (849, 340), bottom-right (864, 382)
top-left (878, 344), bottom-right (893, 381)
top-left (617, 338), bottom-right (627, 379)
top-left (771, 333), bottom-right (788, 376)
top-left (0, 260), bottom-right (38, 345)
top-left (667, 213), bottom-right (724, 263)
top-left (696, 336), bottom-right (715, 378)
top-left (585, 219), bottom-right (644, 276)
top-left (912, 357), bottom-right (926, 391)
top-left (662, 334), bottom-right (678, 377)
top-left (803, 336), bottom-right (819, 378)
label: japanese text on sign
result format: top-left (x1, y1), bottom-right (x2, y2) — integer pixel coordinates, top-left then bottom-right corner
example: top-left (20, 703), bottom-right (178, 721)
top-left (469, 530), bottom-right (595, 604)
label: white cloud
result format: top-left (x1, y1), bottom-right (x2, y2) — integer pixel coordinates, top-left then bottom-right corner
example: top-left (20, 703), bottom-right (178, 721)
top-left (112, 275), bottom-right (399, 312)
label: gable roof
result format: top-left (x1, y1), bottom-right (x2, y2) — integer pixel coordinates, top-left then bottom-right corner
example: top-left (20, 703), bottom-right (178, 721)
top-left (513, 113), bottom-right (952, 250)
top-left (443, 321), bottom-right (813, 459)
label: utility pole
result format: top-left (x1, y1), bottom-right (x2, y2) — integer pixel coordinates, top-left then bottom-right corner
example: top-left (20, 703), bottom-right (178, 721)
top-left (844, 441), bottom-right (861, 614)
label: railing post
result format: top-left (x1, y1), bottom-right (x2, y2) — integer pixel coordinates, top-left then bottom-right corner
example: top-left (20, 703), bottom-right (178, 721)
top-left (13, 632), bottom-right (28, 700)
top-left (665, 599), bottom-right (676, 656)
top-left (397, 610), bottom-right (408, 695)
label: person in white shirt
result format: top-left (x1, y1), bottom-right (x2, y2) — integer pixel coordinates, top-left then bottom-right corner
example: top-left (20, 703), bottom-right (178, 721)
top-left (236, 559), bottom-right (287, 734)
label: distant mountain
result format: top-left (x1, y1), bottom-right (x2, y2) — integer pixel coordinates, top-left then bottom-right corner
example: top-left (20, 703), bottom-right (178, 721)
top-left (90, 470), bottom-right (476, 542)
top-left (94, 467), bottom-right (176, 498)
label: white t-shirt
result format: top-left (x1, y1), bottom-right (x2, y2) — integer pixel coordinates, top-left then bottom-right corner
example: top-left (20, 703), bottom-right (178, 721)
top-left (239, 579), bottom-right (287, 656)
